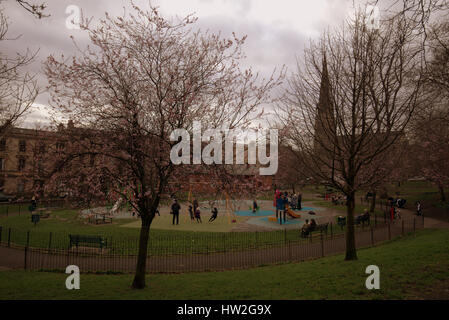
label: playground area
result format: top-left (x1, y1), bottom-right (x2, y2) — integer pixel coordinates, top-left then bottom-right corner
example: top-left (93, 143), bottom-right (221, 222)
top-left (80, 197), bottom-right (332, 232)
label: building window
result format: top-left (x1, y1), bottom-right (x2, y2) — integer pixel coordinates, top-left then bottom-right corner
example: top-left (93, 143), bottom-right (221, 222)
top-left (56, 141), bottom-right (65, 151)
top-left (18, 157), bottom-right (26, 171)
top-left (0, 139), bottom-right (6, 151)
top-left (0, 158), bottom-right (4, 170)
top-left (17, 181), bottom-right (25, 193)
top-left (19, 140), bottom-right (26, 152)
top-left (39, 143), bottom-right (45, 154)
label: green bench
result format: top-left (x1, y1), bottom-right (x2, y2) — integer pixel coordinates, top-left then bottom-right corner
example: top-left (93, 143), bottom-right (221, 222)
top-left (301, 222), bottom-right (329, 238)
top-left (69, 234), bottom-right (107, 250)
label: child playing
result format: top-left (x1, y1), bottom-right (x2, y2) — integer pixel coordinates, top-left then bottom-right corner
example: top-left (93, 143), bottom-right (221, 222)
top-left (209, 207), bottom-right (218, 222)
top-left (188, 205), bottom-right (194, 221)
top-left (252, 200), bottom-right (258, 213)
top-left (195, 207), bottom-right (202, 223)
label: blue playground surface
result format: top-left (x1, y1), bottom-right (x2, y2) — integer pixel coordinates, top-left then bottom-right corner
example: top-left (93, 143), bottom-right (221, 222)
top-left (234, 207), bottom-right (317, 217)
top-left (235, 207), bottom-right (321, 230)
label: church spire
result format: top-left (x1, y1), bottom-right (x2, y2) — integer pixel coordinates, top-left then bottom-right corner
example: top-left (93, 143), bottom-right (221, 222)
top-left (314, 53), bottom-right (335, 152)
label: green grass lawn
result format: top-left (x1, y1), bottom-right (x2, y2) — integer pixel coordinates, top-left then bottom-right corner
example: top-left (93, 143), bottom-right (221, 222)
top-left (303, 181), bottom-right (449, 222)
top-left (0, 209), bottom-right (318, 255)
top-left (382, 181), bottom-right (449, 222)
top-left (1, 228), bottom-right (448, 299)
top-left (312, 200), bottom-right (385, 219)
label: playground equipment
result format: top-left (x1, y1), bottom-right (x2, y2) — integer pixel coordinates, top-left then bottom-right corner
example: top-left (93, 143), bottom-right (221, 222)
top-left (285, 204), bottom-right (301, 218)
top-left (224, 191), bottom-right (238, 223)
top-left (183, 183), bottom-right (238, 223)
top-left (109, 198), bottom-right (123, 216)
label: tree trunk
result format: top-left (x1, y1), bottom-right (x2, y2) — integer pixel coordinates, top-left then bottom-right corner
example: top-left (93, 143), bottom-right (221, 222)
top-left (438, 184), bottom-right (446, 202)
top-left (370, 191), bottom-right (376, 213)
top-left (345, 191), bottom-right (358, 260)
top-left (131, 214), bottom-right (152, 289)
top-left (291, 184), bottom-right (296, 194)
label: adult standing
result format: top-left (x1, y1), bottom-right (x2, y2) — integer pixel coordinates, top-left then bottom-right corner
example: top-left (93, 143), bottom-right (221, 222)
top-left (390, 205), bottom-right (395, 222)
top-left (297, 193), bottom-right (302, 210)
top-left (282, 194), bottom-right (288, 223)
top-left (276, 193), bottom-right (283, 220)
top-left (171, 199), bottom-right (181, 225)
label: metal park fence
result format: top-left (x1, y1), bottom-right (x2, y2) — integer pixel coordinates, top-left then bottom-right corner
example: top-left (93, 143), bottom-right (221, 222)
top-left (0, 216), bottom-right (424, 274)
top-left (0, 199), bottom-right (67, 217)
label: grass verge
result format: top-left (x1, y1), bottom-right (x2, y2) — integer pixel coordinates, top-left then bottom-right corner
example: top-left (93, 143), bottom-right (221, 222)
top-left (0, 228), bottom-right (448, 299)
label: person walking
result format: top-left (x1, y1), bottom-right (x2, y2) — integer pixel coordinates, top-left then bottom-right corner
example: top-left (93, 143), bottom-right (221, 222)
top-left (29, 196), bottom-right (37, 212)
top-left (171, 199), bottom-right (181, 225)
top-left (416, 201), bottom-right (422, 216)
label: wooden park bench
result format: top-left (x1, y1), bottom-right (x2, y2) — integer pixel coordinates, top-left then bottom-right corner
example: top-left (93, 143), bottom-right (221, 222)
top-left (89, 214), bottom-right (113, 224)
top-left (301, 222), bottom-right (329, 238)
top-left (314, 222), bottom-right (329, 234)
top-left (34, 208), bottom-right (51, 218)
top-left (69, 234), bottom-right (107, 250)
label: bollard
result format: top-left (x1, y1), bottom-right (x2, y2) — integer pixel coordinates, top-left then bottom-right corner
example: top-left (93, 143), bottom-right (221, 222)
top-left (413, 217), bottom-right (416, 236)
top-left (255, 231), bottom-right (258, 249)
top-left (330, 222), bottom-right (333, 239)
top-left (48, 232), bottom-right (52, 252)
top-left (388, 223), bottom-right (391, 240)
top-left (370, 226), bottom-right (374, 246)
top-left (24, 230), bottom-right (30, 270)
top-left (320, 230), bottom-right (324, 257)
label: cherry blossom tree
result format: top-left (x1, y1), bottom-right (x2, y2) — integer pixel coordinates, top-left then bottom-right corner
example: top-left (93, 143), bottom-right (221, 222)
top-left (43, 3), bottom-right (282, 289)
top-left (0, 7), bottom-right (38, 138)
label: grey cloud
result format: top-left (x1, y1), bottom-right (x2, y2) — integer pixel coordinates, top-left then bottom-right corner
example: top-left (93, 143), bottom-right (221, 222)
top-left (1, 0), bottom-right (355, 126)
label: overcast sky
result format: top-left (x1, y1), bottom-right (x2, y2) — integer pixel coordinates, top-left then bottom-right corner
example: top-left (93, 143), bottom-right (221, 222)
top-left (1, 0), bottom-right (369, 128)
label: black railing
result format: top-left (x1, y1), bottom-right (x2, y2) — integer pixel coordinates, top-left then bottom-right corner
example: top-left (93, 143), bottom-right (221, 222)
top-left (0, 216), bottom-right (424, 274)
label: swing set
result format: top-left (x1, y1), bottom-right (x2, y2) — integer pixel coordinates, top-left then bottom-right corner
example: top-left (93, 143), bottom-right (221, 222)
top-left (184, 183), bottom-right (238, 224)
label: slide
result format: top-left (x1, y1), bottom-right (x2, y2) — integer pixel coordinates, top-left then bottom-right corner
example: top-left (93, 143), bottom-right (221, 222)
top-left (109, 198), bottom-right (123, 216)
top-left (285, 205), bottom-right (301, 218)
